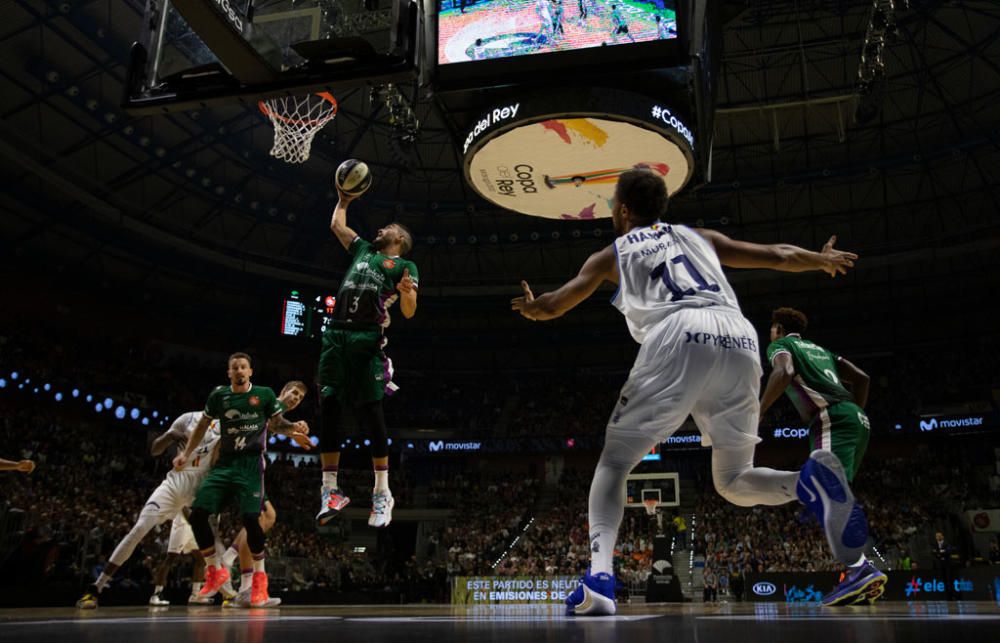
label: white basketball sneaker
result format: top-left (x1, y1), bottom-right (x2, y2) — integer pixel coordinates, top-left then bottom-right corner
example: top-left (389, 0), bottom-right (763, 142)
top-left (148, 592), bottom-right (170, 606)
top-left (368, 490), bottom-right (395, 528)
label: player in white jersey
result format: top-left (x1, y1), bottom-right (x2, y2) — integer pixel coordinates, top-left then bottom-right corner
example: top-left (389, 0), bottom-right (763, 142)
top-left (512, 167), bottom-right (859, 615)
top-left (76, 412), bottom-right (221, 609)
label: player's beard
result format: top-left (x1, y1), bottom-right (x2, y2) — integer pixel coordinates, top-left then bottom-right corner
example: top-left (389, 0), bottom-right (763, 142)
top-left (235, 376), bottom-right (247, 385)
top-left (372, 235), bottom-right (389, 251)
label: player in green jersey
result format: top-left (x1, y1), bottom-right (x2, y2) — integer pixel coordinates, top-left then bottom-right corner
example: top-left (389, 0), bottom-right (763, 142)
top-left (760, 307), bottom-right (884, 605)
top-left (316, 188), bottom-right (419, 529)
top-left (173, 353), bottom-right (299, 607)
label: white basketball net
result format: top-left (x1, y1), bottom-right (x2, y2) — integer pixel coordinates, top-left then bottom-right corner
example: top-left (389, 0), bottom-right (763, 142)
top-left (258, 93), bottom-right (338, 164)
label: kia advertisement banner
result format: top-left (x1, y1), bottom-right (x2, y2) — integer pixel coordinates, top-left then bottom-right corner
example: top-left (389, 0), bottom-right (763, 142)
top-left (746, 570), bottom-right (1000, 602)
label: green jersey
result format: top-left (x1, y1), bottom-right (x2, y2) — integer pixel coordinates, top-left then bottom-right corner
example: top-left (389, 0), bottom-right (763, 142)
top-left (333, 237), bottom-right (420, 329)
top-left (203, 384), bottom-right (285, 454)
top-left (766, 334), bottom-right (854, 423)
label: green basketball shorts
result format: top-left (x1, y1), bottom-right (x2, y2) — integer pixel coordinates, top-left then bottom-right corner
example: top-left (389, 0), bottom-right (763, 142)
top-left (808, 401), bottom-right (871, 482)
top-left (191, 452), bottom-right (266, 515)
top-left (317, 328), bottom-right (395, 405)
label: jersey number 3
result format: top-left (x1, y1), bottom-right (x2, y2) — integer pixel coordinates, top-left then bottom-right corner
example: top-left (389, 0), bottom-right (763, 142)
top-left (650, 254), bottom-right (720, 301)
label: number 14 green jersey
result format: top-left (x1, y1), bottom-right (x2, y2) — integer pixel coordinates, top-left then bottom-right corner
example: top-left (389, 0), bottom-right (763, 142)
top-left (766, 334), bottom-right (853, 423)
top-left (203, 384), bottom-right (285, 454)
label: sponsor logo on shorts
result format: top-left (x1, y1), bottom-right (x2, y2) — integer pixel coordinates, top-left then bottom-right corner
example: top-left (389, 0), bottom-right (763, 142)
top-left (684, 332), bottom-right (757, 352)
top-left (752, 582), bottom-right (777, 596)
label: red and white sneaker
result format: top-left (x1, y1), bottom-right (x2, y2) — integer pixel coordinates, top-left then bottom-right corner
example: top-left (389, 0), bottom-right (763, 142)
top-left (199, 565), bottom-right (230, 597)
top-left (316, 487), bottom-right (351, 526)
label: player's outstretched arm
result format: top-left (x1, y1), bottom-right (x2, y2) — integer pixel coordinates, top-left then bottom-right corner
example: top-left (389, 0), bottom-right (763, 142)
top-left (760, 352), bottom-right (795, 417)
top-left (329, 189), bottom-right (361, 250)
top-left (836, 357), bottom-right (870, 409)
top-left (697, 229), bottom-right (857, 278)
top-left (151, 413), bottom-right (191, 456)
top-left (0, 458), bottom-right (36, 474)
top-left (512, 245), bottom-right (617, 321)
top-left (173, 414), bottom-right (211, 469)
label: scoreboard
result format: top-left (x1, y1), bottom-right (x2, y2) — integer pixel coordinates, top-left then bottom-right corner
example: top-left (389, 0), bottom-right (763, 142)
top-left (280, 290), bottom-right (337, 339)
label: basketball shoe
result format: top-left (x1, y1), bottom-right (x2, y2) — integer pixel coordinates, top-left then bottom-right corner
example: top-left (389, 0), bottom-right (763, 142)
top-left (566, 569), bottom-right (617, 616)
top-left (199, 565), bottom-right (230, 597)
top-left (822, 560), bottom-right (887, 606)
top-left (76, 588), bottom-right (98, 610)
top-left (317, 487), bottom-right (350, 526)
top-left (187, 593), bottom-right (213, 605)
top-left (796, 449), bottom-right (868, 565)
top-left (250, 571), bottom-right (281, 607)
top-left (368, 490), bottom-right (394, 528)
top-left (220, 578), bottom-right (237, 600)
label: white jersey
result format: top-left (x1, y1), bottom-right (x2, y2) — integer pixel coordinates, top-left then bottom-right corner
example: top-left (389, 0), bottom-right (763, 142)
top-left (167, 411), bottom-right (220, 476)
top-left (611, 222), bottom-right (742, 344)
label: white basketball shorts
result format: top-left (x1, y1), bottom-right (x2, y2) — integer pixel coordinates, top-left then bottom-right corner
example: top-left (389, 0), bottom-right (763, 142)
top-left (607, 306), bottom-right (764, 450)
top-left (139, 470), bottom-right (203, 521)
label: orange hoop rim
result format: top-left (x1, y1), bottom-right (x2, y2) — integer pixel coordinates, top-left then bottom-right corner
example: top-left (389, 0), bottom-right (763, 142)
top-left (258, 92), bottom-right (338, 126)
top-left (642, 498), bottom-right (659, 514)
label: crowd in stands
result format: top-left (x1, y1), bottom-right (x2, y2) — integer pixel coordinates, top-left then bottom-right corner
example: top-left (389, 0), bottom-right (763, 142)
top-left (2, 318), bottom-right (999, 607)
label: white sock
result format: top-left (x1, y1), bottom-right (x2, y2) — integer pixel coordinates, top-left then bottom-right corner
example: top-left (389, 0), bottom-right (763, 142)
top-left (374, 470), bottom-right (390, 493)
top-left (850, 553), bottom-right (868, 568)
top-left (191, 582), bottom-right (202, 594)
top-left (323, 471), bottom-right (338, 489)
top-left (214, 538), bottom-right (226, 560)
top-left (241, 570), bottom-right (253, 589)
top-left (588, 434), bottom-right (657, 575)
top-left (153, 584), bottom-right (164, 595)
top-left (95, 573), bottom-right (112, 592)
top-left (204, 554), bottom-right (220, 568)
top-left (222, 546), bottom-right (239, 569)
top-left (252, 558), bottom-right (265, 574)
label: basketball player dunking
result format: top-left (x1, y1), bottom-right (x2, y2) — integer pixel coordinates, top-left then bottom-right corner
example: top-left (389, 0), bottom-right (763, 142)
top-left (512, 168), bottom-right (865, 615)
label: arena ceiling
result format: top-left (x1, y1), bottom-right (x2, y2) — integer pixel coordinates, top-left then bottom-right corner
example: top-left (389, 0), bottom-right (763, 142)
top-left (1, 0), bottom-right (998, 339)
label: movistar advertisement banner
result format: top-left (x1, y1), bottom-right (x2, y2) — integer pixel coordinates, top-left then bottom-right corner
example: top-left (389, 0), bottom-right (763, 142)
top-left (914, 412), bottom-right (998, 435)
top-left (451, 576), bottom-right (580, 605)
top-left (747, 570), bottom-right (1000, 602)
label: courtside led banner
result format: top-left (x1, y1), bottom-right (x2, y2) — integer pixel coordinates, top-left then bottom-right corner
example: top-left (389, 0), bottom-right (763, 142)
top-left (462, 89), bottom-right (695, 219)
top-left (452, 576), bottom-right (580, 604)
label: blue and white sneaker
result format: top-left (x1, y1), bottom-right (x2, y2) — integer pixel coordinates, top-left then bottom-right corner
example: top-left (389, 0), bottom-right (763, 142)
top-left (797, 449), bottom-right (869, 565)
top-left (822, 560), bottom-right (887, 606)
top-left (566, 569), bottom-right (616, 616)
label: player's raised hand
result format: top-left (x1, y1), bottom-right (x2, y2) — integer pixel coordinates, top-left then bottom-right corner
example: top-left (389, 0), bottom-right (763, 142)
top-left (16, 459), bottom-right (35, 474)
top-left (290, 424), bottom-right (313, 450)
top-left (511, 280), bottom-right (537, 320)
top-left (397, 268), bottom-right (415, 294)
top-left (335, 186), bottom-right (357, 206)
top-left (819, 235), bottom-right (858, 278)
top-left (172, 453), bottom-right (188, 470)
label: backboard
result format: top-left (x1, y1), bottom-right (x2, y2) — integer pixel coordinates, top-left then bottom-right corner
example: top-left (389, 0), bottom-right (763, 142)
top-left (625, 472), bottom-right (679, 510)
top-left (124, 0), bottom-right (420, 114)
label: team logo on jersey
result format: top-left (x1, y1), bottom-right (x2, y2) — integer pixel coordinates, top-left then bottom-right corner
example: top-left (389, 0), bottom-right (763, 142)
top-left (383, 259), bottom-right (396, 269)
top-left (249, 396), bottom-right (260, 407)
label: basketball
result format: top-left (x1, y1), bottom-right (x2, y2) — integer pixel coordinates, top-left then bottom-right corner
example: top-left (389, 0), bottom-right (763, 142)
top-left (335, 159), bottom-right (373, 197)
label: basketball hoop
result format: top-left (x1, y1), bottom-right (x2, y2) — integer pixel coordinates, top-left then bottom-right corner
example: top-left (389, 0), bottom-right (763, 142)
top-left (258, 92), bottom-right (338, 164)
top-left (643, 498), bottom-right (659, 516)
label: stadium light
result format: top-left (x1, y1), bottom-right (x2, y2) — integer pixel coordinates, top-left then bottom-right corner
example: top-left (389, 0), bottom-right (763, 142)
top-left (310, 436), bottom-right (319, 446)
top-left (152, 411), bottom-right (159, 418)
top-left (364, 439), bottom-right (371, 446)
top-left (18, 384), bottom-right (24, 390)
top-left (268, 436), bottom-right (277, 445)
top-left (115, 406), bottom-right (126, 420)
top-left (103, 397), bottom-right (113, 408)
top-left (387, 438), bottom-right (392, 446)
top-left (33, 388), bottom-right (39, 394)
top-left (130, 408), bottom-right (140, 420)
top-left (55, 392), bottom-right (63, 401)
top-left (95, 403), bottom-right (103, 412)
top-left (43, 383), bottom-right (51, 391)
top-left (72, 388), bottom-right (80, 398)
top-left (0, 379), bottom-right (6, 389)
top-left (86, 394), bottom-right (94, 402)
top-left (407, 443), bottom-right (414, 449)
top-left (142, 418), bottom-right (150, 426)
top-left (10, 371), bottom-right (17, 380)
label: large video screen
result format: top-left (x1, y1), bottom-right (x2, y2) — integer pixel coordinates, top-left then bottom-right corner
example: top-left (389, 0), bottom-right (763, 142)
top-left (438, 0), bottom-right (678, 65)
